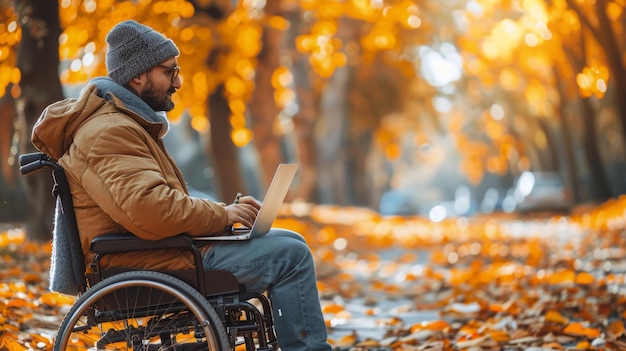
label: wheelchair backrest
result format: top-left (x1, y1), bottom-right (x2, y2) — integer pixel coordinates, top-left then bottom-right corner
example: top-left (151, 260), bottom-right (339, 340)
top-left (19, 152), bottom-right (88, 293)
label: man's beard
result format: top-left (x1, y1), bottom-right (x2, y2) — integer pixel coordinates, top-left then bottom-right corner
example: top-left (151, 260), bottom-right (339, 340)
top-left (141, 80), bottom-right (175, 112)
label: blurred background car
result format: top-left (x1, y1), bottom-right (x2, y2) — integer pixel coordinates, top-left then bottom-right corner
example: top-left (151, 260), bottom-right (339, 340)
top-left (513, 171), bottom-right (574, 213)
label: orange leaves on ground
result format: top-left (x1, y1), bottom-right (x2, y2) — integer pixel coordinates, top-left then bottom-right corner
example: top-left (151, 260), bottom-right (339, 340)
top-left (0, 282), bottom-right (27, 298)
top-left (0, 232), bottom-right (63, 349)
top-left (553, 269), bottom-right (600, 286)
top-left (322, 303), bottom-right (345, 314)
top-left (0, 265), bottom-right (21, 281)
top-left (22, 273), bottom-right (42, 284)
top-left (409, 320), bottom-right (450, 332)
top-left (541, 341), bottom-right (565, 349)
top-left (608, 320), bottom-right (625, 338)
top-left (4, 201), bottom-right (626, 351)
top-left (448, 267), bottom-right (473, 285)
top-left (39, 292), bottom-right (75, 307)
top-left (488, 330), bottom-right (510, 343)
top-left (352, 338), bottom-right (381, 348)
top-left (575, 271), bottom-right (595, 285)
top-left (0, 332), bottom-right (27, 351)
top-left (288, 204), bottom-right (626, 350)
top-left (545, 310), bottom-right (570, 324)
top-left (547, 269), bottom-right (576, 285)
top-left (445, 301), bottom-right (482, 315)
top-left (397, 252), bottom-right (419, 264)
top-left (563, 322), bottom-right (601, 339)
top-left (24, 334), bottom-right (53, 349)
top-left (331, 331), bottom-right (357, 347)
top-left (0, 228), bottom-right (25, 247)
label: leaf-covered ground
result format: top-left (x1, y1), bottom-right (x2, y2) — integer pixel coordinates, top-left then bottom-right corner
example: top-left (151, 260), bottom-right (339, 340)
top-left (2, 198), bottom-right (626, 350)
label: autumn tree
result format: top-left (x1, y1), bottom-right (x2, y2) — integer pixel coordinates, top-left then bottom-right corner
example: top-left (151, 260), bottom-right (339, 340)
top-left (2, 0), bottom-right (626, 240)
top-left (0, 3), bottom-right (22, 222)
top-left (0, 0), bottom-right (62, 240)
top-left (456, 0), bottom-right (625, 202)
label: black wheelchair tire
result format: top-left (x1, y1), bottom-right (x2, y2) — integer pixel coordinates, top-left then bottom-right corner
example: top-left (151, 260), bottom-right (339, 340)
top-left (54, 271), bottom-right (231, 351)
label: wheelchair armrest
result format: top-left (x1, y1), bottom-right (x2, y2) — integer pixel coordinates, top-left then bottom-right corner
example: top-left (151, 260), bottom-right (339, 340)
top-left (89, 233), bottom-right (216, 296)
top-left (90, 233), bottom-right (194, 254)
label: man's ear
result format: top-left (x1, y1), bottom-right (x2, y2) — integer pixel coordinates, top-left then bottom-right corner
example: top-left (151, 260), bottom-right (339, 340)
top-left (126, 72), bottom-right (146, 93)
top-left (130, 72), bottom-right (145, 84)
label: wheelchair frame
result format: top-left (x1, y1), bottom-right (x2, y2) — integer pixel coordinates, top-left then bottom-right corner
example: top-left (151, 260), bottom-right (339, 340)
top-left (19, 152), bottom-right (278, 351)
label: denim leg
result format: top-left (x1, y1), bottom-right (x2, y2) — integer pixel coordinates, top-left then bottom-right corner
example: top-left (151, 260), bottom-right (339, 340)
top-left (201, 228), bottom-right (332, 351)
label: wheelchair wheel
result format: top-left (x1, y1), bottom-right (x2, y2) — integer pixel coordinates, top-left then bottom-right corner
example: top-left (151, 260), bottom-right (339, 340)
top-left (54, 271), bottom-right (231, 351)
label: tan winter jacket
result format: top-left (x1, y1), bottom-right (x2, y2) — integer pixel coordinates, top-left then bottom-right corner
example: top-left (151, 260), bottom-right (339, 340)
top-left (32, 82), bottom-right (227, 271)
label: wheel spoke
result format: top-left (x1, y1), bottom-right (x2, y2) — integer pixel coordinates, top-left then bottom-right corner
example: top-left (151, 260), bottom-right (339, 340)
top-left (54, 271), bottom-right (230, 351)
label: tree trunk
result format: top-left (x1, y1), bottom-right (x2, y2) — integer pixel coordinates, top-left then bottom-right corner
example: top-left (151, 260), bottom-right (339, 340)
top-left (284, 5), bottom-right (319, 203)
top-left (569, 23), bottom-right (613, 201)
top-left (193, 2), bottom-right (245, 202)
top-left (0, 91), bottom-right (28, 222)
top-left (552, 67), bottom-right (582, 202)
top-left (567, 0), bottom-right (626, 163)
top-left (248, 0), bottom-right (284, 190)
top-left (15, 0), bottom-right (64, 241)
top-left (535, 118), bottom-right (559, 171)
top-left (580, 97), bottom-right (613, 200)
top-left (316, 66), bottom-right (350, 205)
top-left (207, 85), bottom-right (245, 201)
top-left (1, 92), bottom-right (16, 184)
top-left (591, 0), bottom-right (626, 145)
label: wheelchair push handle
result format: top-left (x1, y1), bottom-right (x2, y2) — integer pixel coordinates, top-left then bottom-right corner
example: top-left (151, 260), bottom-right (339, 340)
top-left (18, 152), bottom-right (57, 175)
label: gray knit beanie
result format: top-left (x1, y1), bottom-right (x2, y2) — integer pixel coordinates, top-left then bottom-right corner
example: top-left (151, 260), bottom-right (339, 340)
top-left (105, 20), bottom-right (180, 86)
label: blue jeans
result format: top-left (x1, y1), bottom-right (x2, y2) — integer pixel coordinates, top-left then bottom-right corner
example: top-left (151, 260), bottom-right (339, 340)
top-left (201, 228), bottom-right (332, 351)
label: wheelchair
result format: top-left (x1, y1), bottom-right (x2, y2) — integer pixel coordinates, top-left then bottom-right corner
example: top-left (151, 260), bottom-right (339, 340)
top-left (19, 152), bottom-right (278, 351)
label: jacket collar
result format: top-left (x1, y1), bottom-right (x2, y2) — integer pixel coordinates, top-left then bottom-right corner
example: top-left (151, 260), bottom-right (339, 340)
top-left (86, 77), bottom-right (170, 138)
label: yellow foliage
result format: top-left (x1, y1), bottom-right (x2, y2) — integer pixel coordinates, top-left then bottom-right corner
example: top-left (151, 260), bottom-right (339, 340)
top-left (499, 69), bottom-right (519, 91)
top-left (606, 2), bottom-right (624, 20)
top-left (482, 19), bottom-right (524, 61)
top-left (274, 88), bottom-right (295, 109)
top-left (271, 66), bottom-right (292, 88)
top-left (225, 76), bottom-right (246, 97)
top-left (190, 115), bottom-right (209, 133)
top-left (229, 99), bottom-right (246, 115)
top-left (229, 114), bottom-right (246, 129)
top-left (231, 60), bottom-right (252, 82)
top-left (384, 143), bottom-right (402, 160)
top-left (0, 0), bottom-right (619, 169)
top-left (361, 26), bottom-right (397, 51)
top-left (231, 127), bottom-right (253, 147)
top-left (307, 1), bottom-right (345, 20)
top-left (267, 16), bottom-right (289, 31)
top-left (236, 25), bottom-right (262, 57)
top-left (460, 158), bottom-right (485, 185)
top-left (576, 63), bottom-right (609, 99)
top-left (486, 156), bottom-right (508, 175)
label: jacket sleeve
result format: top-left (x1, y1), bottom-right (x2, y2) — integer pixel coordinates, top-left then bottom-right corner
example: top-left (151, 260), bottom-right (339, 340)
top-left (73, 115), bottom-right (229, 240)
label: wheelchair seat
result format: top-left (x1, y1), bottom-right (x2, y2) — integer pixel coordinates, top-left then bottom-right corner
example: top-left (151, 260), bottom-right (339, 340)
top-left (88, 233), bottom-right (242, 296)
top-left (19, 152), bottom-right (278, 351)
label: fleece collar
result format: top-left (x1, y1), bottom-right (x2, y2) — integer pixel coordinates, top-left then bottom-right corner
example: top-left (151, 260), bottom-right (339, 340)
top-left (85, 76), bottom-right (170, 135)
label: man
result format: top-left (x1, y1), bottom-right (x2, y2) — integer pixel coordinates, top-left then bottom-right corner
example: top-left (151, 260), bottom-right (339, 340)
top-left (33, 20), bottom-right (331, 351)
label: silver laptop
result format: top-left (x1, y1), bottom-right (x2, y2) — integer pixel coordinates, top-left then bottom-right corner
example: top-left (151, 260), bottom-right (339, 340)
top-left (196, 163), bottom-right (298, 240)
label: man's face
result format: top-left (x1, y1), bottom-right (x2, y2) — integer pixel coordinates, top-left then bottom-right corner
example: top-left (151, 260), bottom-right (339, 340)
top-left (141, 58), bottom-right (181, 112)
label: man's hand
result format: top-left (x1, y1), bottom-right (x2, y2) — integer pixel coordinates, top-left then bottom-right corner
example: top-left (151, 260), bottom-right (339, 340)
top-left (224, 195), bottom-right (261, 229)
